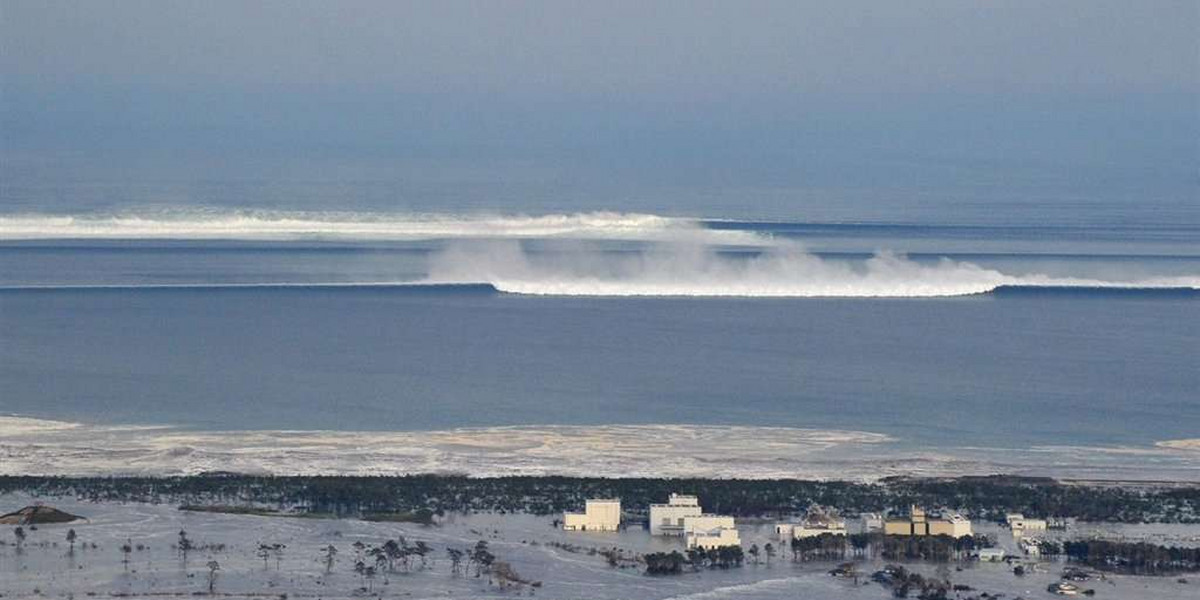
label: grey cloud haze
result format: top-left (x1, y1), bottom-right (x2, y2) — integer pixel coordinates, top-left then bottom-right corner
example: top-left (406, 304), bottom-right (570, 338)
top-left (4, 1), bottom-right (1195, 95)
top-left (1, 0), bottom-right (1196, 198)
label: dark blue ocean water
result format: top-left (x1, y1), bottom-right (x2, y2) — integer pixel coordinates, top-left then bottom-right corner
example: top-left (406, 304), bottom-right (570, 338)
top-left (1, 246), bottom-right (1196, 451)
top-left (1, 155), bottom-right (1197, 458)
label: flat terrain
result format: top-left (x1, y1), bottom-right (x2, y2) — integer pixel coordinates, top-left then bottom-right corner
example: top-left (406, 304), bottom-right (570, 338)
top-left (3, 493), bottom-right (1198, 599)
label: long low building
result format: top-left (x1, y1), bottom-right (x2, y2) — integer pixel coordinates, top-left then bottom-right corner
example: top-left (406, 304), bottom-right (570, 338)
top-left (683, 514), bottom-right (740, 549)
top-left (563, 499), bottom-right (621, 532)
top-left (776, 510), bottom-right (847, 541)
top-left (883, 505), bottom-right (972, 538)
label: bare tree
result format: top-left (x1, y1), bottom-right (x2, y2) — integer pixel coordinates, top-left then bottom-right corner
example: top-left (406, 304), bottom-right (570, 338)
top-left (414, 540), bottom-right (431, 569)
top-left (121, 539), bottom-right (133, 572)
top-left (256, 543), bottom-right (272, 570)
top-left (178, 530), bottom-right (193, 560)
top-left (321, 544), bottom-right (338, 574)
top-left (447, 547), bottom-right (464, 575)
top-left (206, 560), bottom-right (220, 594)
top-left (364, 565), bottom-right (377, 592)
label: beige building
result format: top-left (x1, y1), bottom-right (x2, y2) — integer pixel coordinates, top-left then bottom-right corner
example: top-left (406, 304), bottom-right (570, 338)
top-left (563, 499), bottom-right (621, 532)
top-left (1006, 513), bottom-right (1047, 536)
top-left (683, 514), bottom-right (740, 549)
top-left (884, 505), bottom-right (972, 538)
top-left (649, 493), bottom-right (703, 536)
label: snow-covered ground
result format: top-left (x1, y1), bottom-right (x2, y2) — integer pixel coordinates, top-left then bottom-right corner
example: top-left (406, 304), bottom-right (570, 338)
top-left (1, 493), bottom-right (1197, 599)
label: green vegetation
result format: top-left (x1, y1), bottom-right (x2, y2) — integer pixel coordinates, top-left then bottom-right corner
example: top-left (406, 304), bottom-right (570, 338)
top-left (361, 508), bottom-right (436, 524)
top-left (1037, 540), bottom-right (1200, 575)
top-left (1, 474), bottom-right (1195, 523)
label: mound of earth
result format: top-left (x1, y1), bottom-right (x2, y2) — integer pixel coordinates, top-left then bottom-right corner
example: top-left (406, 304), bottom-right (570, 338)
top-left (0, 505), bottom-right (84, 525)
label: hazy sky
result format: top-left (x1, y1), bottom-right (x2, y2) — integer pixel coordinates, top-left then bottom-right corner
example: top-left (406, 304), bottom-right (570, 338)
top-left (5, 1), bottom-right (1196, 94)
top-left (1, 1), bottom-right (1196, 198)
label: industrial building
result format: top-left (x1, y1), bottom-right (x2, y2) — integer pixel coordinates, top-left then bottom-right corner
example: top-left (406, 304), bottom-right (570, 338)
top-left (775, 509), bottom-right (848, 541)
top-left (649, 493), bottom-right (703, 536)
top-left (562, 498), bottom-right (621, 532)
top-left (683, 514), bottom-right (740, 549)
top-left (883, 505), bottom-right (972, 538)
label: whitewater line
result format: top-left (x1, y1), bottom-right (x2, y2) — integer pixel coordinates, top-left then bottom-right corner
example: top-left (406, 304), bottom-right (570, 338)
top-left (0, 279), bottom-right (1195, 297)
top-left (0, 210), bottom-right (767, 244)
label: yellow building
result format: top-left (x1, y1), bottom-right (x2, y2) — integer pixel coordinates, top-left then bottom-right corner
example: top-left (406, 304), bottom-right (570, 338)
top-left (563, 499), bottom-right (621, 532)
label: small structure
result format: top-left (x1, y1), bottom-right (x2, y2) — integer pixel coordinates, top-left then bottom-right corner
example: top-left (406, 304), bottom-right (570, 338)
top-left (563, 499), bottom-right (621, 532)
top-left (1047, 581), bottom-right (1083, 595)
top-left (775, 509), bottom-right (847, 541)
top-left (683, 514), bottom-right (739, 549)
top-left (1019, 537), bottom-right (1042, 556)
top-left (977, 547), bottom-right (1007, 562)
top-left (649, 494), bottom-right (703, 536)
top-left (884, 505), bottom-right (972, 538)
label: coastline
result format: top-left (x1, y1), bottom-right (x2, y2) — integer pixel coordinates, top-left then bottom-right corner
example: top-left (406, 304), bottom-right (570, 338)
top-left (4, 415), bottom-right (1199, 483)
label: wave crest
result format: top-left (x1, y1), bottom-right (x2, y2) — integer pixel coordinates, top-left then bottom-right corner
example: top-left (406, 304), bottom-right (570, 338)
top-left (425, 241), bottom-right (1200, 298)
top-left (0, 209), bottom-right (755, 243)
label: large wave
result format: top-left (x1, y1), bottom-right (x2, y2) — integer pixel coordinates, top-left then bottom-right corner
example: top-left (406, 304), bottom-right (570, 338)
top-left (0, 209), bottom-right (757, 243)
top-left (4, 209), bottom-right (1197, 297)
top-left (423, 240), bottom-right (1200, 298)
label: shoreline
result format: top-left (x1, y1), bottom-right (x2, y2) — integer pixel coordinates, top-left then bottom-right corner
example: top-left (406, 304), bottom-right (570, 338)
top-left (4, 416), bottom-right (1199, 483)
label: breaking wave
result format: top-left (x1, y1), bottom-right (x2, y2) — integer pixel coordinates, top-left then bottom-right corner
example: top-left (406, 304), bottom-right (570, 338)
top-left (4, 209), bottom-right (1197, 298)
top-left (1158, 439), bottom-right (1200, 452)
top-left (423, 241), bottom-right (1200, 298)
top-left (0, 209), bottom-right (756, 243)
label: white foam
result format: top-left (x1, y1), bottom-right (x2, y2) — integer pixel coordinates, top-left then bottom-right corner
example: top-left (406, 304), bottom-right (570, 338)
top-left (425, 241), bottom-right (1200, 297)
top-left (1158, 439), bottom-right (1200, 452)
top-left (0, 210), bottom-right (756, 243)
top-left (4, 417), bottom-right (1198, 481)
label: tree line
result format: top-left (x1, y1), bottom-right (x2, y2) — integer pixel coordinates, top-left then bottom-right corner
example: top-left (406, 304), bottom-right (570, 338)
top-left (1, 474), bottom-right (1195, 523)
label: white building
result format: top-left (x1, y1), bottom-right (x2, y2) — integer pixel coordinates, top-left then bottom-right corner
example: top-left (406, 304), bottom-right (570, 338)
top-left (775, 510), bottom-right (848, 541)
top-left (563, 499), bottom-right (621, 532)
top-left (978, 547), bottom-right (1007, 562)
top-left (683, 514), bottom-right (740, 549)
top-left (1006, 513), bottom-right (1047, 536)
top-left (1019, 537), bottom-right (1042, 556)
top-left (649, 494), bottom-right (703, 536)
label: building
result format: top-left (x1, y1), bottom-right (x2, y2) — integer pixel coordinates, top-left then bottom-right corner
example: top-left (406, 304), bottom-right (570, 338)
top-left (775, 510), bottom-right (848, 541)
top-left (683, 514), bottom-right (740, 549)
top-left (1006, 513), bottom-right (1048, 536)
top-left (927, 513), bottom-right (973, 538)
top-left (649, 494), bottom-right (703, 536)
top-left (977, 547), bottom-right (1007, 562)
top-left (860, 512), bottom-right (884, 533)
top-left (1019, 537), bottom-right (1042, 556)
top-left (563, 499), bottom-right (621, 532)
top-left (884, 505), bottom-right (973, 538)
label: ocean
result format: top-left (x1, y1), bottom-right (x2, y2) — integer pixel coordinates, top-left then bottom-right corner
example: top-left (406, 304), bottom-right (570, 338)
top-left (1, 157), bottom-right (1197, 480)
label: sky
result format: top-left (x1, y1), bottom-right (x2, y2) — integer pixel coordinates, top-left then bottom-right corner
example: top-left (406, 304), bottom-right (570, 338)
top-left (1, 1), bottom-right (1196, 213)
